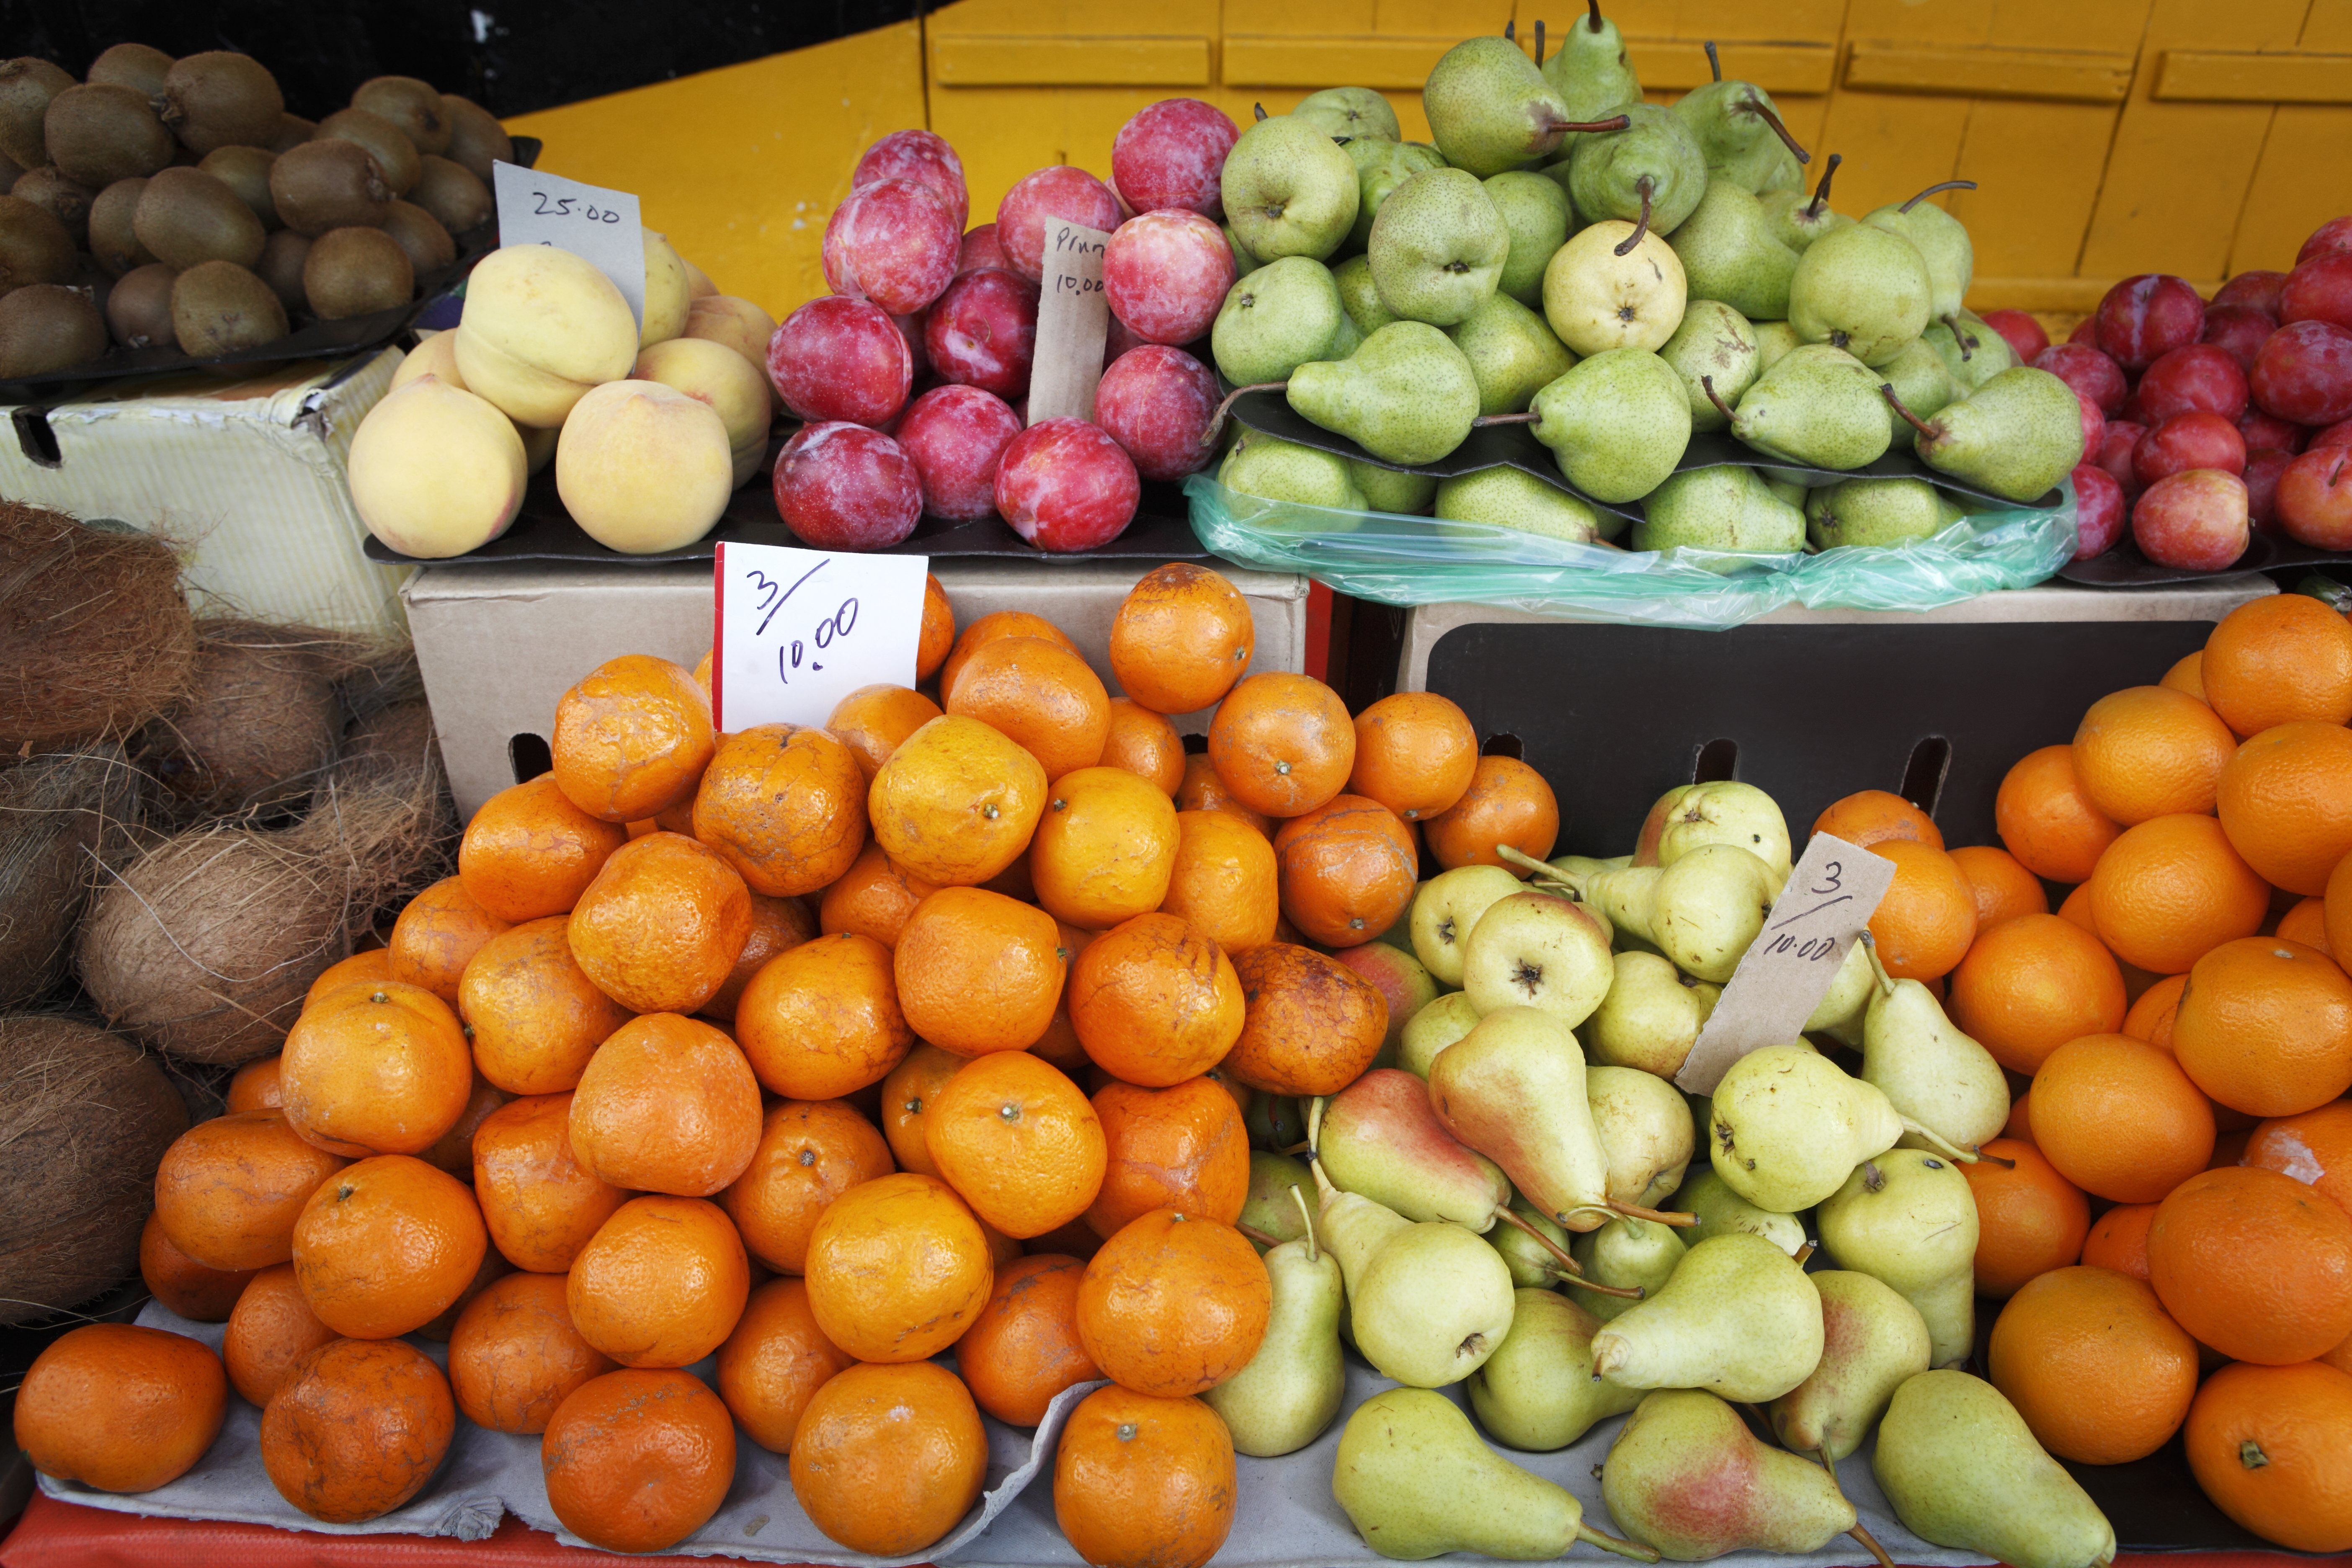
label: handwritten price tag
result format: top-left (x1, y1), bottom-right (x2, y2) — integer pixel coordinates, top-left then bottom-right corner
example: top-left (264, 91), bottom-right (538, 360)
top-left (492, 163), bottom-right (648, 330)
top-left (710, 542), bottom-right (930, 732)
top-left (1675, 832), bottom-right (1898, 1095)
top-left (1026, 220), bottom-right (1111, 425)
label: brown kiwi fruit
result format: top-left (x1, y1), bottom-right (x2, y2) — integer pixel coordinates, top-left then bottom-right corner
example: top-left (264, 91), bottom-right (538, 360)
top-left (86, 44), bottom-right (174, 99)
top-left (301, 225), bottom-right (412, 320)
top-left (0, 282), bottom-right (106, 377)
top-left (196, 144), bottom-right (277, 228)
top-left (0, 191), bottom-right (75, 292)
top-left (255, 228), bottom-right (308, 313)
top-left (156, 52), bottom-right (284, 156)
top-left (43, 83), bottom-right (173, 188)
top-left (169, 258), bottom-right (286, 353)
top-left (105, 261), bottom-right (176, 347)
top-left (86, 177), bottom-right (154, 274)
top-left (411, 154), bottom-right (491, 234)
top-left (438, 93), bottom-right (512, 184)
top-left (269, 139), bottom-right (389, 237)
top-left (378, 200), bottom-right (453, 277)
top-left (134, 166), bottom-right (265, 270)
top-left (350, 77), bottom-right (449, 157)
top-left (12, 167), bottom-right (92, 247)
top-left (0, 149), bottom-right (23, 188)
top-left (270, 114), bottom-right (313, 153)
top-left (314, 107), bottom-right (418, 197)
top-left (0, 59), bottom-right (76, 173)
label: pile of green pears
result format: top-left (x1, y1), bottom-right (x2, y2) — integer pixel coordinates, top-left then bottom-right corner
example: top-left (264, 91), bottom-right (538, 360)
top-left (1208, 776), bottom-right (2116, 1568)
top-left (1210, 6), bottom-right (2087, 555)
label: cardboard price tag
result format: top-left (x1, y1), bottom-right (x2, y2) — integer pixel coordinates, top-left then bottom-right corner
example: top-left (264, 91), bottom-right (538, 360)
top-left (1026, 220), bottom-right (1111, 425)
top-left (710, 542), bottom-right (929, 732)
top-left (491, 163), bottom-right (647, 330)
top-left (1675, 833), bottom-right (1898, 1095)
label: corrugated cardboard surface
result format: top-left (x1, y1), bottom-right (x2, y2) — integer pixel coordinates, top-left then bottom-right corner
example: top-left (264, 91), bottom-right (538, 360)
top-left (0, 349), bottom-right (410, 638)
top-left (403, 556), bottom-right (1310, 820)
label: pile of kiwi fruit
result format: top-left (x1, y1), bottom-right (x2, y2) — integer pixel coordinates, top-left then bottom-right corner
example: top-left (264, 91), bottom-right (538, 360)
top-left (0, 44), bottom-right (513, 381)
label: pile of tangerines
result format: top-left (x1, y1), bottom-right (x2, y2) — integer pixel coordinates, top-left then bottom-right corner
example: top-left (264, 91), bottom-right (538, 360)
top-left (13, 561), bottom-right (1544, 1563)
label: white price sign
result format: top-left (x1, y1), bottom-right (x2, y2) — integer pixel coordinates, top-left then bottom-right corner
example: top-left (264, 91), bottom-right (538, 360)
top-left (711, 542), bottom-right (930, 732)
top-left (492, 162), bottom-right (647, 329)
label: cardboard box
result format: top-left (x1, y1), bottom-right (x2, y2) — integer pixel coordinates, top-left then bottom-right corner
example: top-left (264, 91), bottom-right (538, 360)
top-left (1, 349), bottom-right (410, 638)
top-left (403, 556), bottom-right (1311, 820)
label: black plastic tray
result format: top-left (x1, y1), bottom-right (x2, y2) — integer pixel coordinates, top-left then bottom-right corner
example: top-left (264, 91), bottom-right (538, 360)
top-left (2060, 528), bottom-right (2352, 586)
top-left (0, 138), bottom-right (541, 406)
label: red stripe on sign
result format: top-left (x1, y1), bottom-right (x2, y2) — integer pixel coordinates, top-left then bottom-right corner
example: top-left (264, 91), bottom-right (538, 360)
top-left (1305, 580), bottom-right (1332, 682)
top-left (709, 542), bottom-right (727, 731)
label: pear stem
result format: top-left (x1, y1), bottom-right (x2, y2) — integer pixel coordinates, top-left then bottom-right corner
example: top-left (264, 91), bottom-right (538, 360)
top-left (1473, 412), bottom-right (1542, 427)
top-left (1542, 113), bottom-right (1635, 137)
top-left (1900, 179), bottom-right (1977, 213)
top-left (1700, 374), bottom-right (1737, 424)
top-left (1858, 931), bottom-right (1897, 1000)
top-left (1496, 843), bottom-right (1581, 895)
top-left (1534, 18), bottom-right (1547, 65)
top-left (1705, 40), bottom-right (1722, 82)
top-left (1308, 1094), bottom-right (1326, 1156)
top-left (1897, 1118), bottom-right (1983, 1165)
top-left (1236, 1222), bottom-right (1280, 1248)
top-left (1615, 177), bottom-right (1655, 256)
top-left (1290, 1182), bottom-right (1317, 1264)
top-left (1588, 0), bottom-right (1606, 32)
top-left (1572, 1276), bottom-right (1647, 1301)
top-left (1793, 1240), bottom-right (1817, 1266)
top-left (1879, 384), bottom-right (1935, 438)
top-left (1276, 1140), bottom-right (1313, 1156)
top-left (1973, 1146), bottom-right (2018, 1169)
top-left (1580, 1523), bottom-right (1661, 1563)
top-left (1607, 1197), bottom-right (1698, 1228)
top-left (1741, 92), bottom-right (1811, 165)
top-left (1253, 102), bottom-right (1268, 122)
top-left (1504, 18), bottom-right (1515, 40)
top-left (1496, 1206), bottom-right (1585, 1274)
top-left (1805, 153), bottom-right (1842, 219)
top-left (1850, 1526), bottom-right (1898, 1568)
top-left (1201, 381), bottom-right (1287, 448)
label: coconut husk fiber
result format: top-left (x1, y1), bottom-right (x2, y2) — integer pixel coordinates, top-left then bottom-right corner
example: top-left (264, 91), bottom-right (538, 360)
top-left (330, 696), bottom-right (458, 894)
top-left (134, 619), bottom-right (379, 826)
top-left (0, 1014), bottom-right (189, 1325)
top-left (0, 501), bottom-right (198, 752)
top-left (76, 776), bottom-right (449, 1066)
top-left (0, 743), bottom-right (144, 1009)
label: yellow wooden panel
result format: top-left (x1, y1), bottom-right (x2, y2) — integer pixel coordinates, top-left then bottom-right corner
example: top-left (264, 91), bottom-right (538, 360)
top-left (1228, 0), bottom-right (1379, 35)
top-left (2228, 102), bottom-right (2352, 272)
top-left (1376, 0), bottom-right (1513, 34)
top-left (2155, 52), bottom-right (2352, 103)
top-left (929, 0), bottom-right (1218, 37)
top-left (503, 23), bottom-right (925, 324)
top-left (932, 35), bottom-right (1212, 87)
top-left (2078, 0), bottom-right (2309, 281)
top-left (1200, 86), bottom-right (1435, 141)
top-left (1985, 0), bottom-right (2156, 53)
top-left (2309, 0), bottom-right (2352, 49)
top-left (1627, 40), bottom-right (1837, 93)
top-left (1947, 101), bottom-right (2128, 278)
top-left (1221, 35), bottom-right (1460, 89)
top-left (1842, 0), bottom-right (1999, 48)
top-left (1555, 0), bottom-right (1841, 38)
top-left (1844, 45), bottom-right (2135, 102)
top-left (1809, 92), bottom-right (1974, 219)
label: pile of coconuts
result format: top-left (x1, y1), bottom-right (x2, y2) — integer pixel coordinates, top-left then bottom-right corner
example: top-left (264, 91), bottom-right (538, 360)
top-left (0, 500), bottom-right (457, 1322)
top-left (0, 42), bottom-right (515, 380)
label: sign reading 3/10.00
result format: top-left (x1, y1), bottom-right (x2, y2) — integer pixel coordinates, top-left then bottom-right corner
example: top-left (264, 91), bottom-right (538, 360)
top-left (710, 541), bottom-right (928, 732)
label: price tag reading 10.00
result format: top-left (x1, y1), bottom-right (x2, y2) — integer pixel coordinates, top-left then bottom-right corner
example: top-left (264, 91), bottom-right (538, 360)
top-left (711, 542), bottom-right (929, 732)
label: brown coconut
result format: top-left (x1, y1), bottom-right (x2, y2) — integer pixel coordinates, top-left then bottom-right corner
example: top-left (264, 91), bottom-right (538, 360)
top-left (75, 779), bottom-right (441, 1065)
top-left (0, 502), bottom-right (197, 752)
top-left (0, 744), bottom-right (143, 1009)
top-left (0, 1014), bottom-right (189, 1323)
top-left (135, 618), bottom-right (359, 824)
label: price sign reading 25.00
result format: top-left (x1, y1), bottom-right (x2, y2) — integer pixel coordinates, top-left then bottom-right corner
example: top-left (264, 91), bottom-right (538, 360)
top-left (710, 542), bottom-right (928, 733)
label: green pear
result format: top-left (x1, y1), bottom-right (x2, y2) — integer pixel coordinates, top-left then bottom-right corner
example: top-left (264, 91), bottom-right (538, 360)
top-left (1224, 222), bottom-right (1264, 280)
top-left (1346, 138), bottom-right (1449, 253)
top-left (1488, 1195), bottom-right (1578, 1288)
top-left (1586, 952), bottom-right (1717, 1077)
top-left (1369, 168), bottom-right (1509, 326)
top-left (1436, 467), bottom-right (1603, 544)
top-left (1816, 1149), bottom-right (1979, 1368)
top-left (1877, 333), bottom-right (1962, 448)
top-left (1528, 347), bottom-right (1692, 503)
top-left (1202, 1188), bottom-right (1345, 1456)
top-left (1726, 343), bottom-right (1893, 470)
top-left (1470, 1288), bottom-right (1645, 1450)
top-left (1787, 221), bottom-right (1932, 367)
top-left (1411, 863), bottom-right (1524, 987)
top-left (1710, 1044), bottom-right (1926, 1211)
top-left (1635, 467), bottom-right (1807, 557)
top-left (1676, 58), bottom-right (1808, 195)
top-left (1769, 1269), bottom-right (1932, 1463)
top-left (1568, 105), bottom-right (1709, 240)
top-left (1485, 171), bottom-right (1574, 307)
top-left (1589, 1065), bottom-right (1694, 1211)
top-left (1543, 0), bottom-right (1644, 151)
top-left (1350, 459), bottom-right (1437, 515)
top-left (1424, 37), bottom-right (1587, 180)
top-left (1669, 180), bottom-right (1799, 322)
top-left (1605, 1389), bottom-right (1859, 1560)
top-left (1543, 219), bottom-right (1689, 357)
top-left (1238, 1150), bottom-right (1315, 1254)
top-left (1804, 941), bottom-right (1875, 1047)
top-left (1875, 1371), bottom-right (2117, 1568)
top-left (1654, 781), bottom-right (1791, 876)
top-left (1568, 1214), bottom-right (1685, 1323)
top-left (1212, 255), bottom-right (1345, 385)
top-left (1333, 1387), bottom-right (1658, 1562)
top-left (1581, 861), bottom-right (1661, 949)
top-left (1401, 991), bottom-right (1483, 1079)
top-left (1649, 843), bottom-right (1779, 983)
top-left (1222, 114), bottom-right (1360, 263)
top-left (1754, 318), bottom-right (1801, 370)
top-left (1807, 476), bottom-right (1964, 550)
top-left (1429, 1006), bottom-right (1616, 1231)
top-left (1222, 436), bottom-right (1368, 510)
top-left (1246, 1091), bottom-right (1305, 1152)
top-left (1590, 1232), bottom-right (1824, 1400)
top-left (1671, 1167), bottom-right (1807, 1256)
top-left (1925, 306), bottom-right (2019, 392)
top-left (1904, 366), bottom-right (2086, 503)
top-left (1460, 892), bottom-right (1615, 1027)
top-left (1864, 183), bottom-right (1975, 324)
top-left (1659, 299), bottom-right (1760, 433)
top-left (1327, 309), bottom-right (1367, 360)
top-left (1449, 294), bottom-right (1578, 416)
top-left (1297, 86), bottom-right (1400, 143)
top-left (1288, 321), bottom-right (1480, 465)
top-left (1336, 253), bottom-right (1401, 336)
top-left (1860, 945), bottom-right (2011, 1155)
top-left (1320, 1066), bottom-right (1514, 1230)
top-left (1354, 1219), bottom-right (1518, 1386)
top-left (1759, 152), bottom-right (1852, 253)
